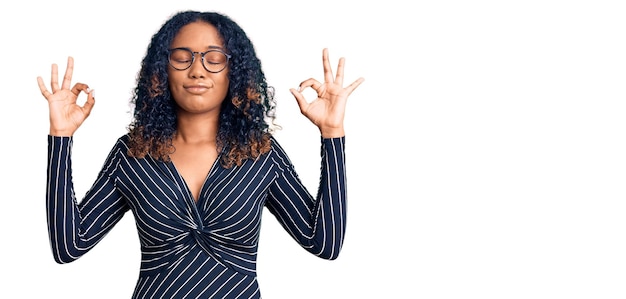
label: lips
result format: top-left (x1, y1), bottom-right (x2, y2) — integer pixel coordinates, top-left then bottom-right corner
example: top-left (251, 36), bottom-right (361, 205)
top-left (184, 84), bottom-right (210, 94)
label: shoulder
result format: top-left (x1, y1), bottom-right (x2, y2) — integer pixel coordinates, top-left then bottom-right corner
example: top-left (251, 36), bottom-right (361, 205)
top-left (268, 135), bottom-right (290, 157)
top-left (113, 134), bottom-right (131, 149)
top-left (118, 133), bottom-right (130, 143)
top-left (103, 134), bottom-right (132, 157)
top-left (265, 135), bottom-right (293, 167)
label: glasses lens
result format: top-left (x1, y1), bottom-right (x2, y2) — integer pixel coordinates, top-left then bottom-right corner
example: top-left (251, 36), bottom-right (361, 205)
top-left (203, 51), bottom-right (228, 72)
top-left (169, 49), bottom-right (193, 70)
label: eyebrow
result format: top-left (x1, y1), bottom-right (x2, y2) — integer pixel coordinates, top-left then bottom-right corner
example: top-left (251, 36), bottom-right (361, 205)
top-left (171, 45), bottom-right (226, 52)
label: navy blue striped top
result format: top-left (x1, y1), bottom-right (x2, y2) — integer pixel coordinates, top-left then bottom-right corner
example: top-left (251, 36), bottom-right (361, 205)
top-left (46, 134), bottom-right (347, 298)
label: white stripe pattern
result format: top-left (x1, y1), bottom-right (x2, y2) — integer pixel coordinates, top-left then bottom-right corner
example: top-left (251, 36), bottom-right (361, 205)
top-left (46, 135), bottom-right (347, 298)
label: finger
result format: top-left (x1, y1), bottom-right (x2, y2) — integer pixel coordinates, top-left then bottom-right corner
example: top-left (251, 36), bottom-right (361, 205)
top-left (289, 88), bottom-right (309, 113)
top-left (81, 89), bottom-right (96, 116)
top-left (61, 56), bottom-right (75, 90)
top-left (343, 77), bottom-right (365, 96)
top-left (50, 63), bottom-right (59, 92)
top-left (297, 78), bottom-right (322, 93)
top-left (71, 82), bottom-right (90, 96)
top-left (322, 48), bottom-right (334, 83)
top-left (335, 57), bottom-right (345, 86)
top-left (37, 76), bottom-right (52, 99)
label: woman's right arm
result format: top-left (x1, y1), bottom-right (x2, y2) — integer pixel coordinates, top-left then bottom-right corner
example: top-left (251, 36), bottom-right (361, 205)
top-left (40, 57), bottom-right (128, 263)
top-left (47, 136), bottom-right (128, 263)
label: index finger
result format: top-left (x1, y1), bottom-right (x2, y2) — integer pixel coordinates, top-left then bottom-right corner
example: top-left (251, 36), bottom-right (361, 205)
top-left (61, 56), bottom-right (75, 90)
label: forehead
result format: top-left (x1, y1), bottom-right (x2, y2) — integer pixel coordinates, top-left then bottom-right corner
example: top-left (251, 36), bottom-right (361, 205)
top-left (171, 21), bottom-right (224, 49)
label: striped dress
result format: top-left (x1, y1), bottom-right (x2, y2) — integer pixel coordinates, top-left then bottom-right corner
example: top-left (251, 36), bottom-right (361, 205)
top-left (46, 134), bottom-right (347, 298)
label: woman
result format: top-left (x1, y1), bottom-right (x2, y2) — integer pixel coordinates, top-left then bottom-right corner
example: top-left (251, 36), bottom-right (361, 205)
top-left (37, 10), bottom-right (363, 298)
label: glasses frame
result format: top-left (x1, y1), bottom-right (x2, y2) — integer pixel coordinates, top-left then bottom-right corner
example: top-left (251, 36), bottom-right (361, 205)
top-left (168, 47), bottom-right (232, 73)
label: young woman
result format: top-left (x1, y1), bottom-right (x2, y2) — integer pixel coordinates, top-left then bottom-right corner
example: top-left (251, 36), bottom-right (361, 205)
top-left (38, 10), bottom-right (363, 298)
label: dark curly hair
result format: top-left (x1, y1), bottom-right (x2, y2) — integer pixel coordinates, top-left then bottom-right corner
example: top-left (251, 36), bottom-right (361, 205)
top-left (127, 10), bottom-right (277, 168)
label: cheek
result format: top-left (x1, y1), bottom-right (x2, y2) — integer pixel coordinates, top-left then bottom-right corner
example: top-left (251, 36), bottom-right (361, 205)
top-left (167, 72), bottom-right (184, 93)
top-left (166, 69), bottom-right (175, 89)
top-left (216, 75), bottom-right (230, 95)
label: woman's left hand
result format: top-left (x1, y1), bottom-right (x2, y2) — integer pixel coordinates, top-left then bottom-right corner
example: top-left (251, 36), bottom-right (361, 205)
top-left (290, 48), bottom-right (364, 138)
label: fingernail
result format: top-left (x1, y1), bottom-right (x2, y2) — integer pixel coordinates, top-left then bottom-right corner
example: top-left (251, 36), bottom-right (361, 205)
top-left (91, 89), bottom-right (96, 98)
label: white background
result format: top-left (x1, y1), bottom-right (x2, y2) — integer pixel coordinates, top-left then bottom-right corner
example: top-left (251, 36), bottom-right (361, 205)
top-left (1, 0), bottom-right (626, 298)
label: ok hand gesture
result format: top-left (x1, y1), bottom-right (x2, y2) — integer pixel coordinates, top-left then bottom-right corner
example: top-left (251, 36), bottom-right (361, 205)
top-left (37, 56), bottom-right (95, 136)
top-left (290, 48), bottom-right (364, 138)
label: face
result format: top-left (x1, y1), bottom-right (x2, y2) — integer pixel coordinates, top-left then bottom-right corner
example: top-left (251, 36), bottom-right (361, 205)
top-left (167, 21), bottom-right (230, 115)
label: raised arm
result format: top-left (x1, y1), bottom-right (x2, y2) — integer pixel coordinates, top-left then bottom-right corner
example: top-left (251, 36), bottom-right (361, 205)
top-left (266, 137), bottom-right (347, 260)
top-left (40, 57), bottom-right (128, 263)
top-left (267, 49), bottom-right (363, 259)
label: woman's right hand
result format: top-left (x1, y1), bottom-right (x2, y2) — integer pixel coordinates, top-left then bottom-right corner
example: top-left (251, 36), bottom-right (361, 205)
top-left (37, 56), bottom-right (95, 136)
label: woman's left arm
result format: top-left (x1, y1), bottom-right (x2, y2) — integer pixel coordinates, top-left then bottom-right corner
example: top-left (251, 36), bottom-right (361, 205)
top-left (265, 49), bottom-right (362, 258)
top-left (266, 136), bottom-right (347, 260)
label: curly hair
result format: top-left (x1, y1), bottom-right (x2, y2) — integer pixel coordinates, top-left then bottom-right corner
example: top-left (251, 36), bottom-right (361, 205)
top-left (127, 11), bottom-right (277, 168)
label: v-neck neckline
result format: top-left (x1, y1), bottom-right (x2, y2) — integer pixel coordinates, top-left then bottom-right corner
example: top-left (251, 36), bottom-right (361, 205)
top-left (168, 154), bottom-right (221, 206)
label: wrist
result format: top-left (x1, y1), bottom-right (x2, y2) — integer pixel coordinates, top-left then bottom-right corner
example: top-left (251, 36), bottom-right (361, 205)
top-left (319, 126), bottom-right (345, 138)
top-left (49, 129), bottom-right (75, 137)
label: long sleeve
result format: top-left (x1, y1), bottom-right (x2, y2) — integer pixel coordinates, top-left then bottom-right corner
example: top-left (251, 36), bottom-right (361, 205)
top-left (266, 137), bottom-right (347, 260)
top-left (46, 136), bottom-right (129, 264)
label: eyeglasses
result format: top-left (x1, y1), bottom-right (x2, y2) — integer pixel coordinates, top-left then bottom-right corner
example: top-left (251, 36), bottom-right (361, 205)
top-left (168, 47), bottom-right (232, 73)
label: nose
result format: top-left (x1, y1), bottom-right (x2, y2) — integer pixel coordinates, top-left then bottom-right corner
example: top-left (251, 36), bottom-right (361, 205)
top-left (188, 53), bottom-right (206, 78)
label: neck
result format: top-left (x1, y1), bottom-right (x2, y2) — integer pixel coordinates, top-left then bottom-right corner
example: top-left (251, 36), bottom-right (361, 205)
top-left (175, 113), bottom-right (219, 144)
